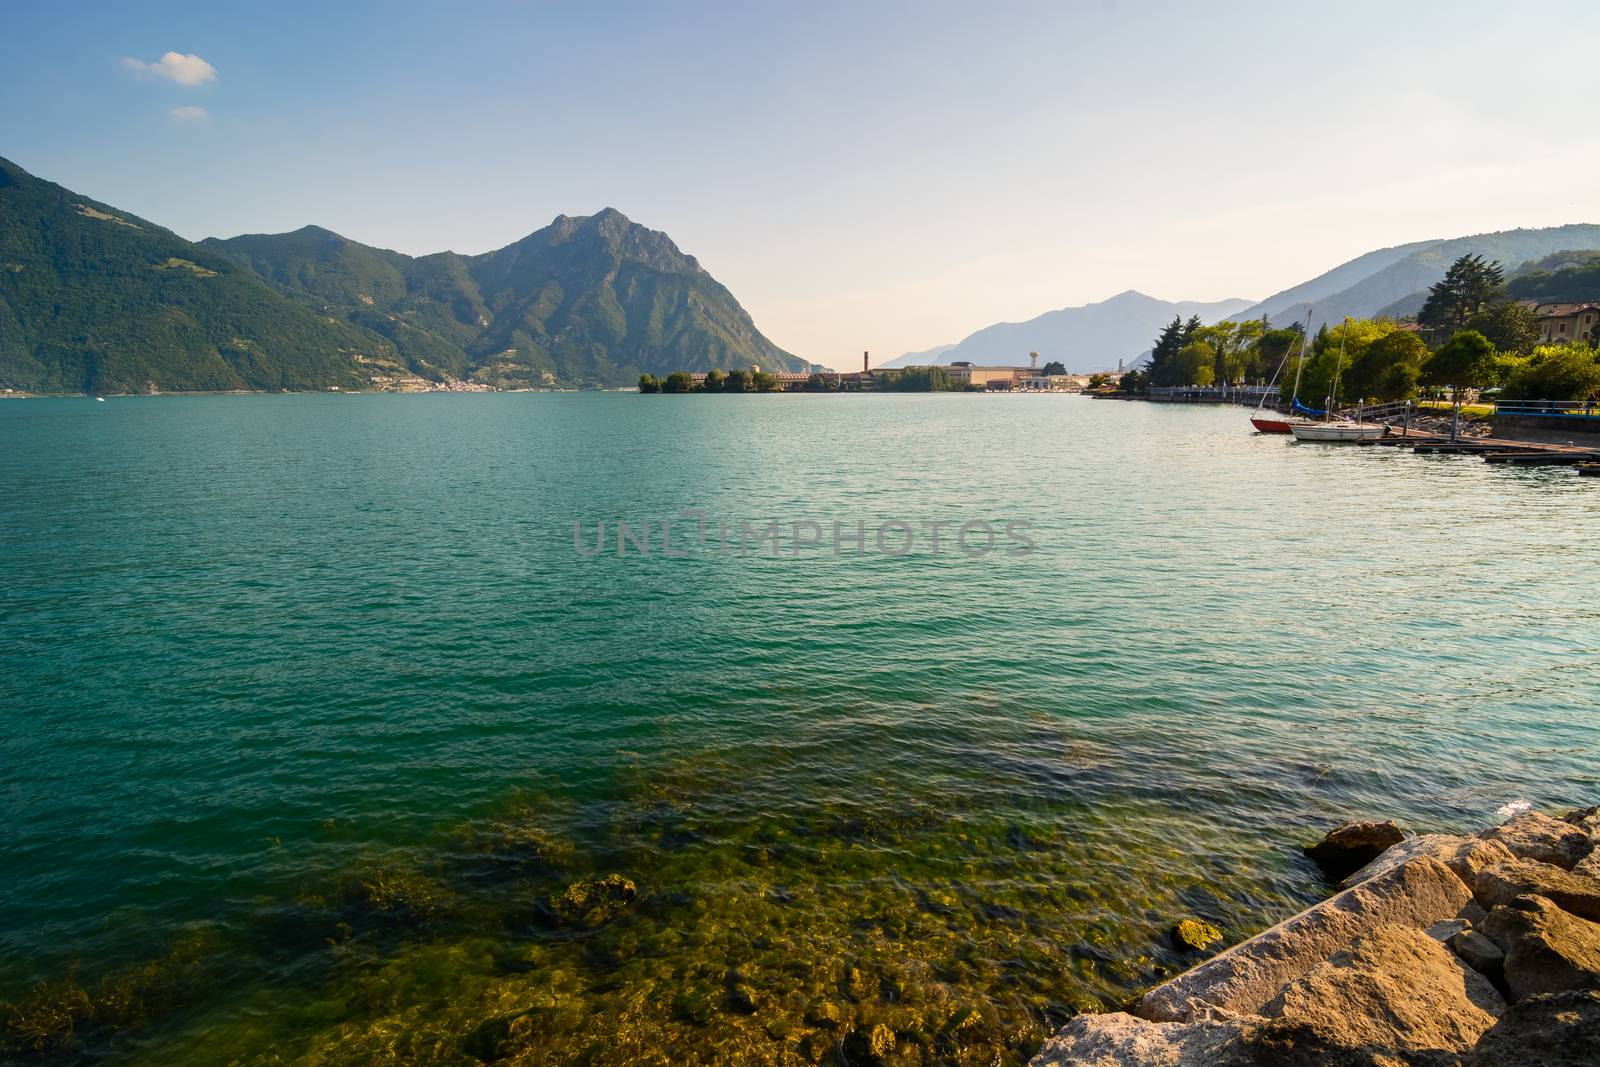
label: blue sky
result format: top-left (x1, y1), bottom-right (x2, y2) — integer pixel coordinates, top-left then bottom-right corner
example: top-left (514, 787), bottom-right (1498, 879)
top-left (4, 1), bottom-right (1599, 362)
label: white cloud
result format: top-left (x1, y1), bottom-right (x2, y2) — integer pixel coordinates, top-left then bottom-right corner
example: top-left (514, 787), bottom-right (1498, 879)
top-left (123, 52), bottom-right (217, 87)
top-left (170, 106), bottom-right (209, 122)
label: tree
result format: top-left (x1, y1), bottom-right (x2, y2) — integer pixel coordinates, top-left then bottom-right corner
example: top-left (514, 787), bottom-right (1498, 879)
top-left (1194, 319), bottom-right (1264, 384)
top-left (1467, 301), bottom-right (1541, 355)
top-left (1418, 254), bottom-right (1505, 338)
top-left (662, 371), bottom-right (696, 393)
top-left (1146, 316), bottom-right (1184, 383)
top-left (1040, 360), bottom-right (1067, 376)
top-left (803, 371), bottom-right (836, 391)
top-left (637, 373), bottom-right (660, 393)
top-left (1422, 330), bottom-right (1499, 398)
top-left (1342, 329), bottom-right (1427, 402)
top-left (1118, 369), bottom-right (1149, 394)
top-left (1172, 342), bottom-right (1215, 386)
top-left (1086, 372), bottom-right (1115, 390)
top-left (724, 368), bottom-right (750, 392)
top-left (1501, 344), bottom-right (1600, 401)
top-left (1251, 327), bottom-right (1303, 383)
top-left (1312, 322), bottom-right (1331, 356)
top-left (1285, 319), bottom-right (1396, 407)
top-left (753, 371), bottom-right (780, 392)
top-left (702, 369), bottom-right (727, 393)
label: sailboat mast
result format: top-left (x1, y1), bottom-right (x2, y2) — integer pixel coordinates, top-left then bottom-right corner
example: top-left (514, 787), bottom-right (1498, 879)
top-left (1327, 317), bottom-right (1349, 421)
top-left (1287, 308), bottom-right (1311, 415)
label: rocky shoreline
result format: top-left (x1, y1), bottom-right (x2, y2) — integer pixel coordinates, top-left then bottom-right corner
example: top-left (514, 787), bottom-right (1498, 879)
top-left (1033, 806), bottom-right (1600, 1065)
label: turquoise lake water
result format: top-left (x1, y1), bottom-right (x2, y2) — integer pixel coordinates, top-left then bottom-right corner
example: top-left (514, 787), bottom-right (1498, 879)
top-left (2, 393), bottom-right (1597, 1065)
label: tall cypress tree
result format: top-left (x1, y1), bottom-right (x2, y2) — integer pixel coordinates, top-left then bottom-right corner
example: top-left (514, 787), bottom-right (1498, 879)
top-left (1146, 315), bottom-right (1183, 381)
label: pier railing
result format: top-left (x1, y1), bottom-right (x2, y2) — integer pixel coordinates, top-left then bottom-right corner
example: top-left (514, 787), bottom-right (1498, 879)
top-left (1146, 385), bottom-right (1280, 407)
top-left (1491, 399), bottom-right (1600, 419)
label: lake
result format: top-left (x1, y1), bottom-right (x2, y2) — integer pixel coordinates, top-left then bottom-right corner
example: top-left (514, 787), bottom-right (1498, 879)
top-left (2, 392), bottom-right (1596, 1065)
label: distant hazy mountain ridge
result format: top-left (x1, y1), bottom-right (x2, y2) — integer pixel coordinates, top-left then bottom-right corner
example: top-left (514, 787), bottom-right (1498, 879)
top-left (1230, 224), bottom-right (1600, 331)
top-left (0, 155), bottom-right (802, 393)
top-left (882, 291), bottom-right (1254, 372)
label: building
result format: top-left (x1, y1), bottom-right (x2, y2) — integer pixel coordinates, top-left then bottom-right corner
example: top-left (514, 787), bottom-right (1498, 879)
top-left (943, 361), bottom-right (1030, 389)
top-left (1531, 303), bottom-right (1600, 344)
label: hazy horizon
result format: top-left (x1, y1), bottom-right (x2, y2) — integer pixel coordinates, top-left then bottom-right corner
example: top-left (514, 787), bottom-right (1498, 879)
top-left (4, 0), bottom-right (1598, 364)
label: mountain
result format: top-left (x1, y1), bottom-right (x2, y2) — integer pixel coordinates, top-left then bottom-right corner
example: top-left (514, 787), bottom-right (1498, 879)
top-left (1231, 224), bottom-right (1600, 332)
top-left (877, 343), bottom-right (956, 370)
top-left (203, 208), bottom-right (806, 387)
top-left (0, 155), bottom-right (802, 393)
top-left (884, 291), bottom-right (1254, 372)
top-left (0, 156), bottom-right (394, 394)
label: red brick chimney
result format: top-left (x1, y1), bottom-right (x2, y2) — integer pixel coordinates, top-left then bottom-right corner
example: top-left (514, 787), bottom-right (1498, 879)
top-left (863, 351), bottom-right (869, 374)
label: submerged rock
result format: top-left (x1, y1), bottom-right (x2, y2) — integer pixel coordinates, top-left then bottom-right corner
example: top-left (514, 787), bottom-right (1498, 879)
top-left (1305, 821), bottom-right (1405, 882)
top-left (804, 1000), bottom-right (846, 1029)
top-left (1482, 894), bottom-right (1600, 1001)
top-left (1474, 858), bottom-right (1600, 922)
top-left (1478, 812), bottom-right (1589, 871)
top-left (1170, 919), bottom-right (1223, 953)
top-left (1468, 989), bottom-right (1600, 1066)
top-left (1251, 923), bottom-right (1503, 1063)
top-left (548, 874), bottom-right (636, 928)
top-left (1138, 855), bottom-right (1473, 1023)
top-left (844, 1021), bottom-right (897, 1063)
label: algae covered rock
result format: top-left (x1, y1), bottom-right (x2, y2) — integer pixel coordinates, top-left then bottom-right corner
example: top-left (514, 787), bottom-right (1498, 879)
top-left (1305, 820), bottom-right (1405, 881)
top-left (548, 873), bottom-right (637, 928)
top-left (804, 1000), bottom-right (847, 1029)
top-left (844, 1021), bottom-right (897, 1063)
top-left (1170, 919), bottom-right (1222, 953)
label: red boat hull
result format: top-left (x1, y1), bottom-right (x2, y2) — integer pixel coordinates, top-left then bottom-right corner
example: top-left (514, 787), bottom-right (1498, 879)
top-left (1251, 417), bottom-right (1293, 434)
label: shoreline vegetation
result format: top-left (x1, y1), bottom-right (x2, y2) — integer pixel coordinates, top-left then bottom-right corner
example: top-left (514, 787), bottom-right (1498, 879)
top-left (638, 366), bottom-right (993, 393)
top-left (1108, 254), bottom-right (1600, 412)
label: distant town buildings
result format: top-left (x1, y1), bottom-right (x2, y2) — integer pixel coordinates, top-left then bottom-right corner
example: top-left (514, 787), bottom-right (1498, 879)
top-left (676, 352), bottom-right (1104, 392)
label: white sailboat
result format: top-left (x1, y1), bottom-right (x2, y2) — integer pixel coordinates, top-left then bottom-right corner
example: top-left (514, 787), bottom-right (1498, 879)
top-left (1289, 317), bottom-right (1386, 443)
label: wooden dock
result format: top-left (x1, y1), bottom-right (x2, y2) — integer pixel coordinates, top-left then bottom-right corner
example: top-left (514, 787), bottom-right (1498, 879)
top-left (1350, 425), bottom-right (1600, 474)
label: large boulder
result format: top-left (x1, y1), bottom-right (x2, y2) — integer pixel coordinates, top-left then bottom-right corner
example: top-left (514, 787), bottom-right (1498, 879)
top-left (1481, 894), bottom-right (1600, 1001)
top-left (1474, 858), bottom-right (1600, 922)
top-left (1468, 989), bottom-right (1600, 1066)
top-left (1305, 821), bottom-right (1406, 882)
top-left (1137, 856), bottom-right (1474, 1023)
top-left (1028, 1011), bottom-right (1259, 1066)
top-left (1479, 812), bottom-right (1589, 870)
top-left (1339, 834), bottom-right (1515, 891)
top-left (1247, 923), bottom-right (1503, 1066)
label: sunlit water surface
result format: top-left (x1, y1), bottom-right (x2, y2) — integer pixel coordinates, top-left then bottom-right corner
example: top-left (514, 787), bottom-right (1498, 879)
top-left (2, 393), bottom-right (1596, 1065)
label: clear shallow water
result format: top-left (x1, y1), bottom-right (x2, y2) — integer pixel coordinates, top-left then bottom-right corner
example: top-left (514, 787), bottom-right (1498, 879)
top-left (2, 393), bottom-right (1597, 1064)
